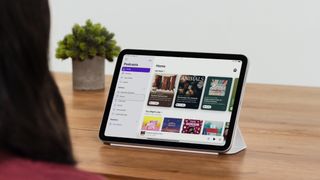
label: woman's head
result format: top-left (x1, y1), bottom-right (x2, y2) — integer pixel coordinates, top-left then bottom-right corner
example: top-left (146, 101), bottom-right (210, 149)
top-left (0, 0), bottom-right (75, 164)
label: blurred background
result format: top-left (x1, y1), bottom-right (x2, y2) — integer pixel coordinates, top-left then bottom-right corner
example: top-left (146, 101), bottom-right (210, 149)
top-left (49, 0), bottom-right (320, 87)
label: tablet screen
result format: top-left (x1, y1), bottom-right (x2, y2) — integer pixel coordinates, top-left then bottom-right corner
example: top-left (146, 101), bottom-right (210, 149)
top-left (104, 53), bottom-right (243, 147)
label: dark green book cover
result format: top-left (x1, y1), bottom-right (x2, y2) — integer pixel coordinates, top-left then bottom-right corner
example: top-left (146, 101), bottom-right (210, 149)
top-left (201, 77), bottom-right (232, 111)
top-left (228, 78), bottom-right (239, 112)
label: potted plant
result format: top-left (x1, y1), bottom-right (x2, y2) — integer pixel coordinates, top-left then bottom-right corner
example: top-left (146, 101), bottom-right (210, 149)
top-left (55, 19), bottom-right (120, 90)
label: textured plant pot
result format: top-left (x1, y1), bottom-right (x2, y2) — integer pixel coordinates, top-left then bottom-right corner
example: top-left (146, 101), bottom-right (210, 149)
top-left (72, 56), bottom-right (105, 90)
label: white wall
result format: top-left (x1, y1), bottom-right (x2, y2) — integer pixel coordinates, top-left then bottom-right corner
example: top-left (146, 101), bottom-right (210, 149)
top-left (49, 0), bottom-right (320, 87)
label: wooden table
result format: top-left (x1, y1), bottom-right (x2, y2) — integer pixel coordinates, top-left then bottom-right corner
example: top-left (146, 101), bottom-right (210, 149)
top-left (54, 73), bottom-right (320, 180)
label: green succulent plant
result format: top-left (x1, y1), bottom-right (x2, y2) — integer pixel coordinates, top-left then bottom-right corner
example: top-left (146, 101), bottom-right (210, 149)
top-left (55, 19), bottom-right (120, 61)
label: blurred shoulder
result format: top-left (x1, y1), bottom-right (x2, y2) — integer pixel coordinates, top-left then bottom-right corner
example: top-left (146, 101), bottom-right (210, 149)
top-left (0, 152), bottom-right (104, 180)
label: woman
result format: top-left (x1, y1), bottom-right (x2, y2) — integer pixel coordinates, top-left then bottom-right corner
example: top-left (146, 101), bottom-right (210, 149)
top-left (0, 0), bottom-right (103, 179)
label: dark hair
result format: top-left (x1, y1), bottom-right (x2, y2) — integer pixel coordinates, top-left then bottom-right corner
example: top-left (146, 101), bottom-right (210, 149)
top-left (0, 0), bottom-right (75, 164)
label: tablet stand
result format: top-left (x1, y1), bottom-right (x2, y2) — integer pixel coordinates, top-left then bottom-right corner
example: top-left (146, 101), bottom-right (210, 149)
top-left (222, 126), bottom-right (247, 154)
top-left (110, 126), bottom-right (246, 155)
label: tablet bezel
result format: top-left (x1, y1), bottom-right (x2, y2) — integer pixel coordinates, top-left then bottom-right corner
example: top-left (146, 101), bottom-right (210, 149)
top-left (99, 49), bottom-right (248, 152)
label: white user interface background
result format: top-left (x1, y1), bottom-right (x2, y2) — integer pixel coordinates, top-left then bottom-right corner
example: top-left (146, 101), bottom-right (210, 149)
top-left (105, 55), bottom-right (242, 146)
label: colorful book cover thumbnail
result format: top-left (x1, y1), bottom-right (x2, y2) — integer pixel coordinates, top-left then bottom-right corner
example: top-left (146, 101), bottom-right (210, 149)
top-left (141, 116), bottom-right (163, 131)
top-left (161, 118), bottom-right (182, 133)
top-left (228, 78), bottom-right (238, 112)
top-left (201, 77), bottom-right (232, 111)
top-left (174, 75), bottom-right (205, 109)
top-left (202, 121), bottom-right (224, 136)
top-left (148, 74), bottom-right (177, 107)
top-left (182, 119), bottom-right (203, 134)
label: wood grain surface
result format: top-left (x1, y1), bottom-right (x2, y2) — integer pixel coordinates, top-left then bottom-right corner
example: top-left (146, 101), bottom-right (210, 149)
top-left (53, 72), bottom-right (320, 180)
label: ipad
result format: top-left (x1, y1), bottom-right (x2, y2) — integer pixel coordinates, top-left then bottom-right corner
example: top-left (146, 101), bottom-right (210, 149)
top-left (99, 49), bottom-right (248, 153)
